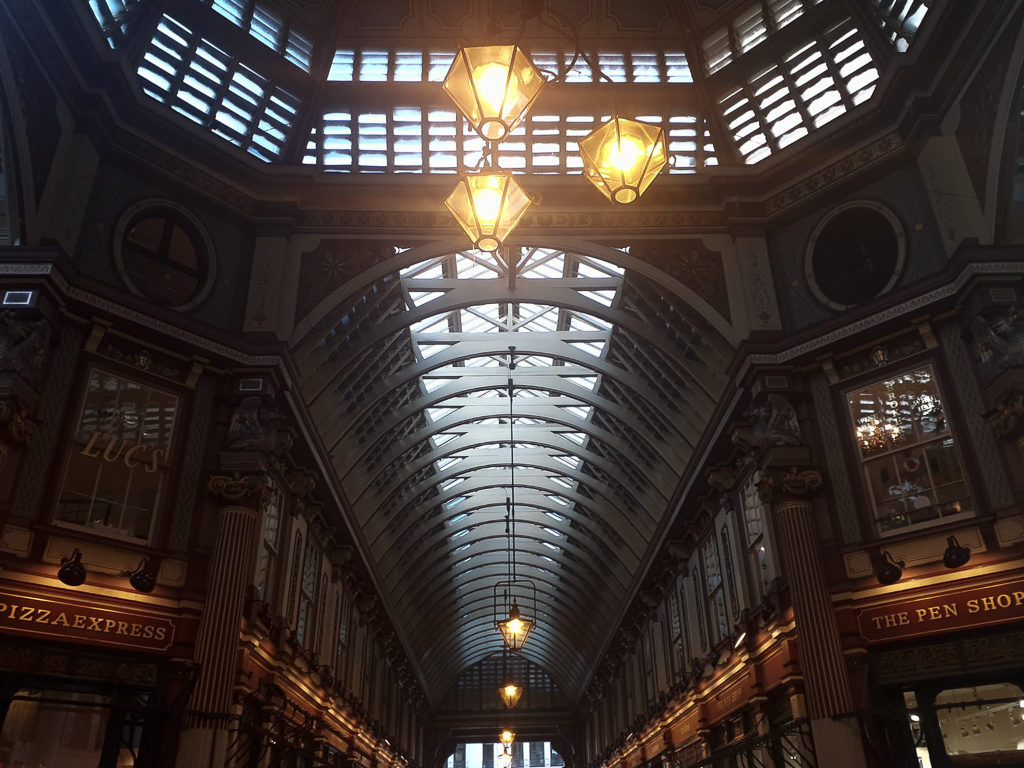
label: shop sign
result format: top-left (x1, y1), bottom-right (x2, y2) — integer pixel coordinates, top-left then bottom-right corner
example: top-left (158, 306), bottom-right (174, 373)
top-left (855, 579), bottom-right (1024, 643)
top-left (0, 587), bottom-right (176, 651)
top-left (705, 670), bottom-right (755, 720)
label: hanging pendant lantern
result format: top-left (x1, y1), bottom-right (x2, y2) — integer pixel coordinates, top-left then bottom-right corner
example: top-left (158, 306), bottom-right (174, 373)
top-left (579, 117), bottom-right (668, 204)
top-left (496, 600), bottom-right (534, 651)
top-left (445, 171), bottom-right (533, 252)
top-left (499, 729), bottom-right (516, 747)
top-left (497, 750), bottom-right (513, 768)
top-left (443, 45), bottom-right (545, 142)
top-left (499, 680), bottom-right (523, 708)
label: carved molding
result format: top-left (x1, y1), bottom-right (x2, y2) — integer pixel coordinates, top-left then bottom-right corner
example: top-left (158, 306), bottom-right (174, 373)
top-left (207, 472), bottom-right (271, 505)
top-left (0, 396), bottom-right (38, 444)
top-left (985, 392), bottom-right (1024, 440)
top-left (756, 466), bottom-right (824, 506)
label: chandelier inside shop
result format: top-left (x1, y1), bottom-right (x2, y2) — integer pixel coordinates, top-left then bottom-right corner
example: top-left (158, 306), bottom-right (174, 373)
top-left (442, 5), bottom-right (669, 251)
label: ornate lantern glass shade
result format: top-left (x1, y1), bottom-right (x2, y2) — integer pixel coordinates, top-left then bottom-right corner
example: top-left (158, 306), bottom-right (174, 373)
top-left (443, 45), bottom-right (545, 142)
top-left (497, 750), bottom-right (513, 768)
top-left (499, 730), bottom-right (516, 747)
top-left (496, 601), bottom-right (534, 651)
top-left (579, 117), bottom-right (668, 204)
top-left (499, 681), bottom-right (523, 708)
top-left (445, 172), bottom-right (533, 252)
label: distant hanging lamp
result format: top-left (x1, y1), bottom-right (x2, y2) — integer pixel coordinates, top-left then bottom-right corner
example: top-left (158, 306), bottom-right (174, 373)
top-left (445, 170), bottom-right (534, 252)
top-left (498, 646), bottom-right (523, 707)
top-left (494, 346), bottom-right (537, 651)
top-left (499, 679), bottom-right (523, 708)
top-left (497, 750), bottom-right (514, 768)
top-left (443, 45), bottom-right (545, 142)
top-left (579, 117), bottom-right (668, 204)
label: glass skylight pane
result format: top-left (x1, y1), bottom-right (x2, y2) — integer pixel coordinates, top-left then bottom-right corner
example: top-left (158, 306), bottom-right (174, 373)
top-left (438, 456), bottom-right (464, 470)
top-left (544, 511), bottom-right (566, 521)
top-left (542, 527), bottom-right (562, 537)
top-left (285, 29), bottom-right (313, 72)
top-left (553, 455), bottom-right (580, 469)
top-left (597, 53), bottom-right (627, 82)
top-left (566, 406), bottom-right (591, 419)
top-left (429, 52), bottom-right (455, 81)
top-left (542, 542), bottom-right (560, 551)
top-left (569, 341), bottom-right (606, 357)
top-left (578, 290), bottom-right (617, 307)
top-left (426, 407), bottom-right (457, 422)
top-left (392, 51), bottom-right (424, 81)
top-left (664, 52), bottom-right (692, 83)
top-left (631, 53), bottom-right (660, 83)
top-left (360, 50), bottom-right (389, 81)
top-left (408, 291), bottom-right (444, 306)
top-left (330, 50), bottom-right (355, 81)
top-left (211, 0), bottom-right (245, 26)
top-left (432, 432), bottom-right (458, 446)
top-left (565, 376), bottom-right (597, 391)
top-left (419, 343), bottom-right (451, 358)
top-left (249, 7), bottom-right (282, 51)
top-left (562, 431), bottom-right (586, 445)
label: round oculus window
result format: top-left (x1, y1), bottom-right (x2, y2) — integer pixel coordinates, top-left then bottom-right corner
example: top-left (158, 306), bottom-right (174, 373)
top-left (806, 203), bottom-right (904, 310)
top-left (114, 201), bottom-right (215, 310)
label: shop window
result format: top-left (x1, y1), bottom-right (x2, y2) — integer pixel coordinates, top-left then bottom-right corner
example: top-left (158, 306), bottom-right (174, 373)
top-left (287, 532), bottom-right (302, 624)
top-left (0, 689), bottom-right (142, 767)
top-left (56, 368), bottom-right (179, 542)
top-left (701, 535), bottom-right (729, 643)
top-left (741, 471), bottom-right (777, 596)
top-left (114, 201), bottom-right (215, 310)
top-left (904, 683), bottom-right (1024, 767)
top-left (847, 364), bottom-right (972, 535)
top-left (254, 485), bottom-right (282, 604)
top-left (295, 536), bottom-right (321, 646)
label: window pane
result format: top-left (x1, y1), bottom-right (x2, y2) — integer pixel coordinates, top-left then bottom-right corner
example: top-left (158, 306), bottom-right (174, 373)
top-left (848, 365), bottom-right (971, 534)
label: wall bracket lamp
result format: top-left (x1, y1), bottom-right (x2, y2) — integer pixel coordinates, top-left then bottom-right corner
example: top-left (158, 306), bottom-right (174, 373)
top-left (58, 548), bottom-right (87, 586)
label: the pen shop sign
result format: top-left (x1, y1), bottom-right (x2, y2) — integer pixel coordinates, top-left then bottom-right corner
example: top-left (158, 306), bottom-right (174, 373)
top-left (855, 579), bottom-right (1024, 643)
top-left (0, 588), bottom-right (176, 651)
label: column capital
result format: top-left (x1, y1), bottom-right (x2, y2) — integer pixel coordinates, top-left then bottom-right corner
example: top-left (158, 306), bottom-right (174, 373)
top-left (207, 472), bottom-right (271, 506)
top-left (756, 466), bottom-right (824, 507)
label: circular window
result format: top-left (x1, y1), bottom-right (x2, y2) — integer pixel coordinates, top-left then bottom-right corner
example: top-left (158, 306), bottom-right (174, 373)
top-left (805, 202), bottom-right (904, 310)
top-left (114, 201), bottom-right (215, 310)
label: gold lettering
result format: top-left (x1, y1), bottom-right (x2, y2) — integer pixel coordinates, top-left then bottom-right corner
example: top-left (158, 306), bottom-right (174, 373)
top-left (35, 608), bottom-right (50, 623)
top-left (942, 603), bottom-right (957, 618)
top-left (116, 621), bottom-right (128, 635)
top-left (967, 598), bottom-right (979, 613)
top-left (73, 615), bottom-right (87, 629)
top-left (52, 612), bottom-right (70, 626)
top-left (154, 626), bottom-right (167, 641)
top-left (1015, 591), bottom-right (1024, 606)
top-left (123, 445), bottom-right (143, 468)
top-left (996, 594), bottom-right (1012, 609)
top-left (146, 448), bottom-right (164, 474)
top-left (18, 606), bottom-right (34, 621)
top-left (0, 603), bottom-right (6, 614)
top-left (7, 604), bottom-right (16, 619)
top-left (102, 619), bottom-right (116, 632)
top-left (80, 432), bottom-right (103, 458)
top-left (142, 625), bottom-right (154, 639)
top-left (101, 437), bottom-right (125, 463)
top-left (86, 616), bottom-right (103, 631)
top-left (981, 596), bottom-right (997, 611)
top-left (915, 608), bottom-right (928, 622)
top-left (130, 623), bottom-right (142, 637)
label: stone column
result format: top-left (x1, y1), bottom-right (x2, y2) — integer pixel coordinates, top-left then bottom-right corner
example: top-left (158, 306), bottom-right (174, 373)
top-left (757, 466), bottom-right (867, 768)
top-left (175, 471), bottom-right (268, 768)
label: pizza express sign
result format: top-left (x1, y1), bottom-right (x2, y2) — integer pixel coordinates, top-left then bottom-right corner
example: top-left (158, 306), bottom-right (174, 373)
top-left (0, 588), bottom-right (176, 651)
top-left (856, 580), bottom-right (1024, 643)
